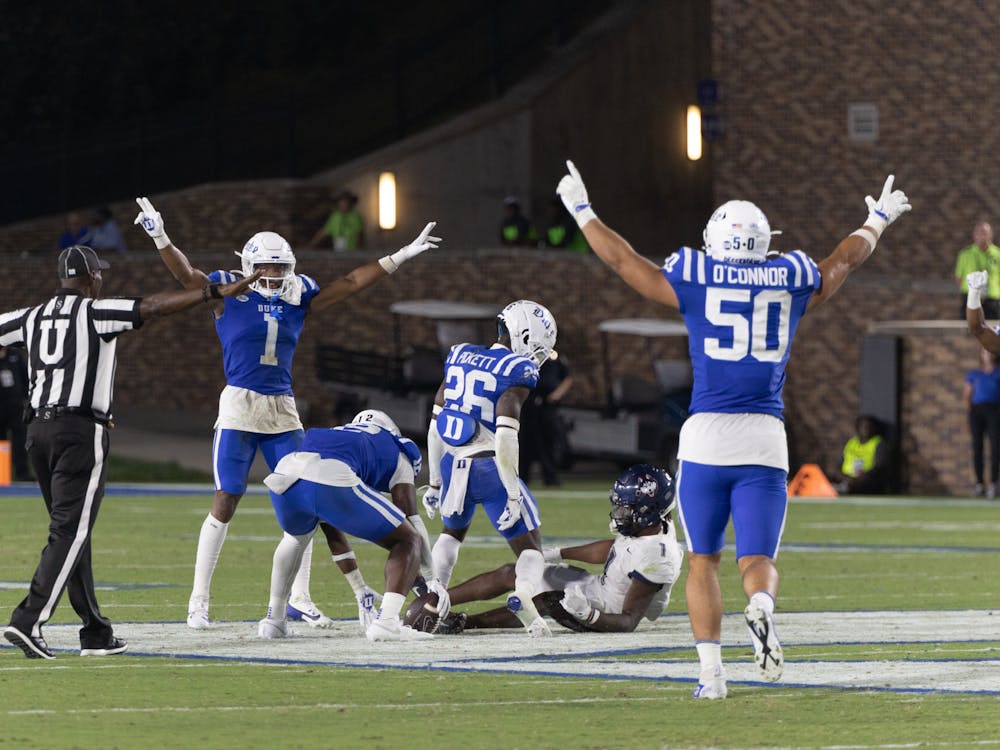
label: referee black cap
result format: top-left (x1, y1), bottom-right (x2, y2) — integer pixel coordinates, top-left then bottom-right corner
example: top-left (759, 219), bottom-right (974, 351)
top-left (58, 245), bottom-right (110, 279)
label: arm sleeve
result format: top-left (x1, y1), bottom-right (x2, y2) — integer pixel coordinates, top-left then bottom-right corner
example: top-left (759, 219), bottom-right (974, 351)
top-left (495, 418), bottom-right (521, 500)
top-left (91, 298), bottom-right (143, 336)
top-left (0, 308), bottom-right (29, 347)
top-left (427, 409), bottom-right (444, 487)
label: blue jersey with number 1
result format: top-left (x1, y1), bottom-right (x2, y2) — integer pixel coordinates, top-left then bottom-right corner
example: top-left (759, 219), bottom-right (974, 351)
top-left (208, 271), bottom-right (321, 395)
top-left (663, 247), bottom-right (820, 418)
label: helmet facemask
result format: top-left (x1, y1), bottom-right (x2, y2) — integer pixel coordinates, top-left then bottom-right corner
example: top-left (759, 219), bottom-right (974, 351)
top-left (236, 231), bottom-right (297, 300)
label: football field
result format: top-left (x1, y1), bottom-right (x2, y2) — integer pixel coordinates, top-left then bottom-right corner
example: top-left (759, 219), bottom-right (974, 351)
top-left (2, 482), bottom-right (999, 749)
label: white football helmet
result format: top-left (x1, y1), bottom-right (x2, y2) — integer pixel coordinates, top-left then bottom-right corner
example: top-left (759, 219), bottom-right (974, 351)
top-left (235, 231), bottom-right (297, 298)
top-left (497, 300), bottom-right (558, 367)
top-left (352, 409), bottom-right (401, 437)
top-left (702, 200), bottom-right (773, 264)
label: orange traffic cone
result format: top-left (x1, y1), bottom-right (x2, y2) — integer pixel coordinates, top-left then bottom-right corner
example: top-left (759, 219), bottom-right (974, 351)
top-left (787, 463), bottom-right (838, 498)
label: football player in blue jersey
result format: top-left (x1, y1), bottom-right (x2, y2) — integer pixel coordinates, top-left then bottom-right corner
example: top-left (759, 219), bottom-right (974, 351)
top-left (557, 161), bottom-right (910, 697)
top-left (133, 197), bottom-right (440, 631)
top-left (422, 300), bottom-right (558, 637)
top-left (258, 410), bottom-right (435, 642)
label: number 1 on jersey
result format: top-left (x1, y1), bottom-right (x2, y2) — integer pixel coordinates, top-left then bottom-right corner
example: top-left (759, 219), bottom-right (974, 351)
top-left (259, 312), bottom-right (279, 366)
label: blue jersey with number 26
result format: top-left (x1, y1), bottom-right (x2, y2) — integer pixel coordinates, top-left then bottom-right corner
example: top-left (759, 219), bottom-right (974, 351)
top-left (442, 343), bottom-right (539, 433)
top-left (663, 247), bottom-right (820, 418)
top-left (208, 271), bottom-right (321, 396)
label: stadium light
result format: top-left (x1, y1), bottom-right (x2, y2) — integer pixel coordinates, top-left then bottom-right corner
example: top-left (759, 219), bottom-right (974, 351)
top-left (379, 172), bottom-right (396, 230)
top-left (687, 105), bottom-right (702, 161)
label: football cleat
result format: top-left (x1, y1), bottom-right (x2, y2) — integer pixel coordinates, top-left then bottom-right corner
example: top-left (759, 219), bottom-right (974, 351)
top-left (693, 666), bottom-right (728, 699)
top-left (257, 617), bottom-right (289, 639)
top-left (187, 598), bottom-right (210, 630)
top-left (507, 594), bottom-right (552, 637)
top-left (4, 626), bottom-right (55, 660)
top-left (366, 617), bottom-right (433, 642)
top-left (744, 601), bottom-right (784, 681)
top-left (286, 597), bottom-right (334, 629)
top-left (80, 637), bottom-right (128, 656)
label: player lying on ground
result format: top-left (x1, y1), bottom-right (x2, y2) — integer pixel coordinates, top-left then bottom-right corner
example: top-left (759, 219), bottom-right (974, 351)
top-left (407, 465), bottom-right (682, 635)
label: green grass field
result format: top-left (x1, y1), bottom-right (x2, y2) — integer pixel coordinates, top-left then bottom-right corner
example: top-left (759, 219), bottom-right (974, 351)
top-left (2, 481), bottom-right (999, 749)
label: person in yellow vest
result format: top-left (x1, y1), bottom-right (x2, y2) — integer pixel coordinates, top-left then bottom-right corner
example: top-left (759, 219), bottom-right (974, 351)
top-left (832, 415), bottom-right (889, 494)
top-left (954, 222), bottom-right (1000, 319)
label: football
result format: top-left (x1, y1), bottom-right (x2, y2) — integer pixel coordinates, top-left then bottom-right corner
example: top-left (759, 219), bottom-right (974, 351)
top-left (403, 592), bottom-right (440, 633)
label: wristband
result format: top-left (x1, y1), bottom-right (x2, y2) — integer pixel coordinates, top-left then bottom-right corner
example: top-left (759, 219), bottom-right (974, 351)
top-left (152, 233), bottom-right (172, 251)
top-left (345, 568), bottom-right (366, 594)
top-left (572, 204), bottom-right (598, 229)
top-left (332, 551), bottom-right (357, 563)
top-left (849, 229), bottom-right (876, 255)
top-left (378, 255), bottom-right (399, 274)
top-left (968, 287), bottom-right (983, 311)
top-left (584, 608), bottom-right (600, 625)
top-left (209, 284), bottom-right (223, 299)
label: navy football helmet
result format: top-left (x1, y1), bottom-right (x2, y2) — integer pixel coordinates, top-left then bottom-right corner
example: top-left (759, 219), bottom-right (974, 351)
top-left (609, 464), bottom-right (675, 537)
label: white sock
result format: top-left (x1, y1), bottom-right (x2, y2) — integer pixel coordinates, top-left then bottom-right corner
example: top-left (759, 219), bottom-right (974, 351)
top-left (696, 641), bottom-right (723, 672)
top-left (431, 534), bottom-right (462, 586)
top-left (268, 533), bottom-right (309, 620)
top-left (513, 548), bottom-right (544, 599)
top-left (379, 592), bottom-right (405, 621)
top-left (749, 591), bottom-right (775, 615)
top-left (289, 534), bottom-right (316, 601)
top-left (191, 513), bottom-right (229, 603)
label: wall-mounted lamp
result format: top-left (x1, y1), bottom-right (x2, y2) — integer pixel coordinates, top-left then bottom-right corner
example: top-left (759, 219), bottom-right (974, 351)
top-left (686, 105), bottom-right (702, 161)
top-left (379, 172), bottom-right (396, 229)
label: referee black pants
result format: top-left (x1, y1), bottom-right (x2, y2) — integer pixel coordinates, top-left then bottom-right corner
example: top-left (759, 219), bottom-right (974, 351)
top-left (8, 415), bottom-right (113, 646)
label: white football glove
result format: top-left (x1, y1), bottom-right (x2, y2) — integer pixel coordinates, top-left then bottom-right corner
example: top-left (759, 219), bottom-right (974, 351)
top-left (425, 577), bottom-right (451, 622)
top-left (379, 221), bottom-right (441, 274)
top-left (556, 160), bottom-right (598, 229)
top-left (863, 175), bottom-right (911, 238)
top-left (356, 585), bottom-right (382, 632)
top-left (133, 196), bottom-right (172, 250)
top-left (967, 270), bottom-right (990, 310)
top-left (560, 583), bottom-right (597, 624)
top-left (542, 546), bottom-right (563, 564)
top-left (421, 485), bottom-right (441, 520)
top-left (497, 496), bottom-right (523, 531)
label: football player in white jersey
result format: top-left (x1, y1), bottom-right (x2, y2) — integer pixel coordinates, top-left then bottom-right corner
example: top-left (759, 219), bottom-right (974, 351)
top-left (423, 465), bottom-right (681, 634)
top-left (557, 161), bottom-right (910, 698)
top-left (134, 197), bottom-right (440, 630)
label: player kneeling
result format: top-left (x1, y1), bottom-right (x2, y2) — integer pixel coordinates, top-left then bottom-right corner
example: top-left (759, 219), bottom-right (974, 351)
top-left (258, 410), bottom-right (433, 642)
top-left (411, 465), bottom-right (682, 634)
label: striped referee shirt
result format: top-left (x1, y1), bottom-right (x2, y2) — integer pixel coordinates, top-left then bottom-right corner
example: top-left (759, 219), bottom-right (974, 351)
top-left (0, 289), bottom-right (142, 417)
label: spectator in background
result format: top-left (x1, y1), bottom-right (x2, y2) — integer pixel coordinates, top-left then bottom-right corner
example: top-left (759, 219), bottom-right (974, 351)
top-left (832, 415), bottom-right (890, 495)
top-left (954, 222), bottom-right (1000, 319)
top-left (57, 211), bottom-right (91, 250)
top-left (519, 354), bottom-right (574, 487)
top-left (0, 346), bottom-right (30, 481)
top-left (309, 190), bottom-right (365, 251)
top-left (89, 207), bottom-right (128, 255)
top-left (499, 196), bottom-right (535, 247)
top-left (541, 197), bottom-right (589, 253)
top-left (963, 347), bottom-right (1000, 498)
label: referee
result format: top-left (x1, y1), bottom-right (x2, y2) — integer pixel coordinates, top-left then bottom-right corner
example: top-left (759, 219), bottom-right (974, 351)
top-left (1, 245), bottom-right (258, 659)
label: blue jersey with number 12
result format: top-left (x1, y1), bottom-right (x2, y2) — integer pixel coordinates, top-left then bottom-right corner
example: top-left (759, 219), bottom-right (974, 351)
top-left (662, 247), bottom-right (820, 418)
top-left (442, 343), bottom-right (539, 432)
top-left (208, 271), bottom-right (321, 396)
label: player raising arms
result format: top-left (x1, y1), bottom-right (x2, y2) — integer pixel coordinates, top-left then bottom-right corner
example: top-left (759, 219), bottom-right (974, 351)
top-left (134, 197), bottom-right (440, 630)
top-left (556, 162), bottom-right (910, 698)
top-left (423, 300), bottom-right (557, 636)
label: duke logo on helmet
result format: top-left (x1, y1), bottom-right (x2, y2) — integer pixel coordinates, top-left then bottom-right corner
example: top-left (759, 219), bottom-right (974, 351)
top-left (497, 299), bottom-right (558, 367)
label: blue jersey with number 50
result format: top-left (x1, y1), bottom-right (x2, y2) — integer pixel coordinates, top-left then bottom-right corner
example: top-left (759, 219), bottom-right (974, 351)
top-left (442, 343), bottom-right (539, 432)
top-left (663, 247), bottom-right (820, 418)
top-left (208, 270), bottom-right (321, 395)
